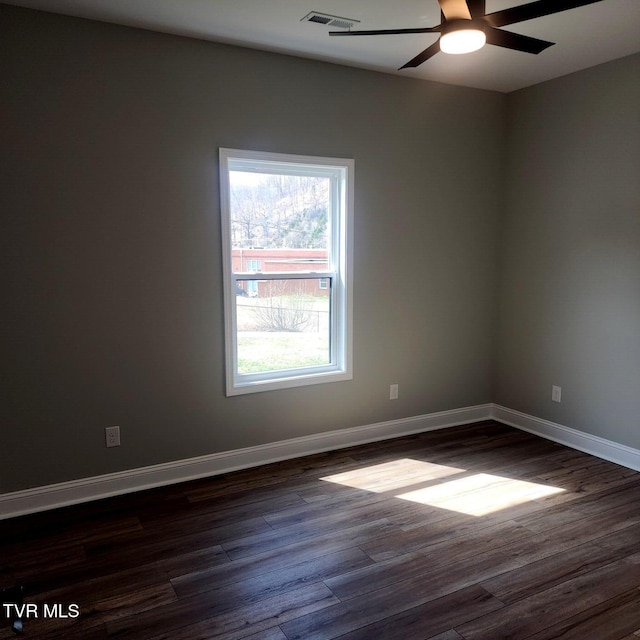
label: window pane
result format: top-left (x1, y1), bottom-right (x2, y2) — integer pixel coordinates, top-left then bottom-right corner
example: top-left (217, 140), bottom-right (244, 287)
top-left (236, 279), bottom-right (331, 375)
top-left (229, 172), bottom-right (330, 273)
top-left (220, 148), bottom-right (352, 395)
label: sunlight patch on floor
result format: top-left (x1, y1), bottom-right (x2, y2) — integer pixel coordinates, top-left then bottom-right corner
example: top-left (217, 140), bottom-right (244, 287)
top-left (321, 459), bottom-right (565, 516)
top-left (397, 472), bottom-right (565, 516)
top-left (320, 458), bottom-right (464, 493)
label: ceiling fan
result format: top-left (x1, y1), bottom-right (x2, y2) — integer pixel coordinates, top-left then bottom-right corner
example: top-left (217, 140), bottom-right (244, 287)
top-left (329, 0), bottom-right (605, 68)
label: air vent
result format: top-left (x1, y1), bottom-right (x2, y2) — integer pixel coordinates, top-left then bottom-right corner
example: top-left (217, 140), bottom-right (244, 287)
top-left (301, 12), bottom-right (360, 30)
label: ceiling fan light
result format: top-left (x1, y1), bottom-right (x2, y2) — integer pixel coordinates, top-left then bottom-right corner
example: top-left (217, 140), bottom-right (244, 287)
top-left (440, 28), bottom-right (486, 55)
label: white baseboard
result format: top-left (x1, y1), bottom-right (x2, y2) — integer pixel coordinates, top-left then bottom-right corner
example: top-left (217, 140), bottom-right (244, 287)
top-left (4, 403), bottom-right (638, 521)
top-left (0, 404), bottom-right (492, 520)
top-left (491, 404), bottom-right (640, 472)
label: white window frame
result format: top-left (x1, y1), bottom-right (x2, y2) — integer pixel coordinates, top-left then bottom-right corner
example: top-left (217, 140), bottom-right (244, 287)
top-left (219, 148), bottom-right (353, 396)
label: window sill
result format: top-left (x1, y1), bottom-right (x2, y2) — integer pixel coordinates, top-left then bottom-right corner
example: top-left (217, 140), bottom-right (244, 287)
top-left (227, 368), bottom-right (352, 396)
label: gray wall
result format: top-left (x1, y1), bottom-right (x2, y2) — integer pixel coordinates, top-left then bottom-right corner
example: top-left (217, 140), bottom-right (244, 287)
top-left (495, 53), bottom-right (640, 449)
top-left (0, 5), bottom-right (504, 493)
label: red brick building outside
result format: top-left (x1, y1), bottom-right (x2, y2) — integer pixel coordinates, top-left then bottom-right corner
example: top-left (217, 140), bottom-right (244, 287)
top-left (232, 248), bottom-right (330, 297)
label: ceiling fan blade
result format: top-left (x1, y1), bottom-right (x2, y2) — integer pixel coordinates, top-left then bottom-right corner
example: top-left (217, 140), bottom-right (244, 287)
top-left (438, 0), bottom-right (472, 21)
top-left (466, 0), bottom-right (486, 18)
top-left (485, 26), bottom-right (554, 54)
top-left (329, 26), bottom-right (440, 37)
top-left (399, 41), bottom-right (441, 69)
top-left (485, 0), bottom-right (605, 28)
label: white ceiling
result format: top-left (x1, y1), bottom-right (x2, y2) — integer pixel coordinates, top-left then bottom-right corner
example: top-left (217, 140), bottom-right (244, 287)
top-left (5, 0), bottom-right (640, 92)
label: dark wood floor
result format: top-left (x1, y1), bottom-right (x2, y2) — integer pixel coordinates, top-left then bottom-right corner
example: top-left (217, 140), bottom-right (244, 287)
top-left (2, 420), bottom-right (640, 640)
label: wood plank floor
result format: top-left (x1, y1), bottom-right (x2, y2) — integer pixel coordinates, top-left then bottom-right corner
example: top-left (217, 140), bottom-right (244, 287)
top-left (2, 420), bottom-right (640, 639)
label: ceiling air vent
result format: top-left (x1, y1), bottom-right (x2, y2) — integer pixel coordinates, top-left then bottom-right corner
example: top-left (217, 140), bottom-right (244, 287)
top-left (301, 12), bottom-right (360, 30)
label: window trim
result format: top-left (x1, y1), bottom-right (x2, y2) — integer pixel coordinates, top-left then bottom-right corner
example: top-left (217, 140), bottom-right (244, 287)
top-left (219, 148), bottom-right (354, 396)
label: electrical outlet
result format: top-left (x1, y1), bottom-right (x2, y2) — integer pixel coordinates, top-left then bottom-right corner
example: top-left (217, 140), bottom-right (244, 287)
top-left (390, 384), bottom-right (399, 400)
top-left (105, 425), bottom-right (121, 447)
top-left (552, 386), bottom-right (562, 403)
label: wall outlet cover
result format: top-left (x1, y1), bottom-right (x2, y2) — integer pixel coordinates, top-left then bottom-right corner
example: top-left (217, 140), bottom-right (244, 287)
top-left (105, 426), bottom-right (121, 447)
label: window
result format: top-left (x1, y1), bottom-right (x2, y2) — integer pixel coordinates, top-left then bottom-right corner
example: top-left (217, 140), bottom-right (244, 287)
top-left (219, 148), bottom-right (353, 395)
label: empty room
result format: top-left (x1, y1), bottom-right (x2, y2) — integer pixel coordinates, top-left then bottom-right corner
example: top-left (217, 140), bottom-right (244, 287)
top-left (1, 0), bottom-right (639, 638)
